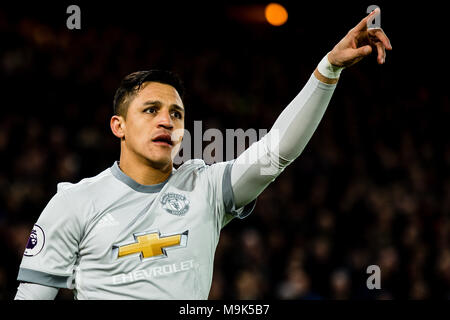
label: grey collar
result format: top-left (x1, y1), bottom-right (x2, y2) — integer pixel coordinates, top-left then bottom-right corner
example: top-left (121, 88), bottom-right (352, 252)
top-left (110, 161), bottom-right (173, 193)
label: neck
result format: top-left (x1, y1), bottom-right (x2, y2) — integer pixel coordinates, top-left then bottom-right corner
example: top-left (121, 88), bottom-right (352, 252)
top-left (119, 149), bottom-right (172, 186)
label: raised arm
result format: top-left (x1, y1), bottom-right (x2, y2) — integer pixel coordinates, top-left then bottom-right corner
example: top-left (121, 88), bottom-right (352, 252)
top-left (231, 8), bottom-right (391, 208)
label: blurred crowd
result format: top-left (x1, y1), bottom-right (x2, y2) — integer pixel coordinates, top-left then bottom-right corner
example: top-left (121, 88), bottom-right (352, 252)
top-left (0, 3), bottom-right (449, 300)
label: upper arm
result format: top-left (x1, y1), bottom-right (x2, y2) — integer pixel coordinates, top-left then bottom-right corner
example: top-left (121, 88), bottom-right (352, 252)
top-left (201, 161), bottom-right (257, 229)
top-left (17, 190), bottom-right (82, 289)
top-left (15, 282), bottom-right (59, 300)
top-left (230, 134), bottom-right (287, 208)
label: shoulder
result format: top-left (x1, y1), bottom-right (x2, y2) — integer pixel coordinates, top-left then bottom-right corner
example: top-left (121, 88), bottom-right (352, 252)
top-left (56, 166), bottom-right (113, 196)
top-left (176, 158), bottom-right (207, 170)
top-left (171, 159), bottom-right (233, 189)
top-left (46, 166), bottom-right (121, 227)
top-left (53, 166), bottom-right (122, 214)
top-left (174, 159), bottom-right (232, 177)
top-left (177, 159), bottom-right (233, 170)
top-left (34, 168), bottom-right (113, 231)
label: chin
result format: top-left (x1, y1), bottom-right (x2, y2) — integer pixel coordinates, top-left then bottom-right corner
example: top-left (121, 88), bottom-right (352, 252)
top-left (144, 154), bottom-right (172, 170)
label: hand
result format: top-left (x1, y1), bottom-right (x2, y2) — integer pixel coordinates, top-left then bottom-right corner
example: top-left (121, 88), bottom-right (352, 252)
top-left (327, 8), bottom-right (392, 68)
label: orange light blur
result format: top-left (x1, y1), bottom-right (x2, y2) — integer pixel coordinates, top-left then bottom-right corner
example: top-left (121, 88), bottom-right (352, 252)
top-left (265, 3), bottom-right (288, 26)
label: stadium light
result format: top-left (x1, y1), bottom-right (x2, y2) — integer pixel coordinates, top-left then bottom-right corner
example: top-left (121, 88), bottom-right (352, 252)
top-left (264, 3), bottom-right (288, 26)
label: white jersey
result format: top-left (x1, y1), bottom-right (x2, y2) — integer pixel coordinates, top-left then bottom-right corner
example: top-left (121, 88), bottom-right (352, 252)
top-left (17, 159), bottom-right (256, 299)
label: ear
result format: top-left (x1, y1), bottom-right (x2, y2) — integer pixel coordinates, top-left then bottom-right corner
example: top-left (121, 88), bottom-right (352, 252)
top-left (110, 115), bottom-right (125, 139)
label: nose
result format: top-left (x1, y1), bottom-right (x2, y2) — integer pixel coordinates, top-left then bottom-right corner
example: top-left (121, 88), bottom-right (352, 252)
top-left (157, 109), bottom-right (173, 130)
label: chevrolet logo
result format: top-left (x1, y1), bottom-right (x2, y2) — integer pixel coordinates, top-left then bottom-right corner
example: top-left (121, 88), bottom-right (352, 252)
top-left (113, 230), bottom-right (188, 261)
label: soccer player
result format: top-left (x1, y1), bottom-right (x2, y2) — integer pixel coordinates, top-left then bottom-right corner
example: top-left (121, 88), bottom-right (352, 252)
top-left (15, 8), bottom-right (391, 299)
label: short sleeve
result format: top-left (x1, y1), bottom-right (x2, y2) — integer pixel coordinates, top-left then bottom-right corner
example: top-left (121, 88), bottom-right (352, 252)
top-left (17, 190), bottom-right (82, 288)
top-left (203, 160), bottom-right (257, 228)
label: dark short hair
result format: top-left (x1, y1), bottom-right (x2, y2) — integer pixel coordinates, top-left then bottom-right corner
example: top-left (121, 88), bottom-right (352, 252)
top-left (113, 70), bottom-right (184, 118)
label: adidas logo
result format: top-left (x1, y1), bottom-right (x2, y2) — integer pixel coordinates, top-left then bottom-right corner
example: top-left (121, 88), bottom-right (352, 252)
top-left (96, 213), bottom-right (120, 229)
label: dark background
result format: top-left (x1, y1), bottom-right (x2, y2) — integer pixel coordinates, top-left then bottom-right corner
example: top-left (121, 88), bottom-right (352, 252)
top-left (0, 0), bottom-right (448, 299)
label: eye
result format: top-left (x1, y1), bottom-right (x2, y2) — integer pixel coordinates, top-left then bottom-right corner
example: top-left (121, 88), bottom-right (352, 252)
top-left (171, 111), bottom-right (183, 119)
top-left (144, 107), bottom-right (157, 114)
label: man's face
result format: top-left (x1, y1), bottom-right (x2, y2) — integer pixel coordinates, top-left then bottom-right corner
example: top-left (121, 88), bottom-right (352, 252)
top-left (121, 82), bottom-right (184, 169)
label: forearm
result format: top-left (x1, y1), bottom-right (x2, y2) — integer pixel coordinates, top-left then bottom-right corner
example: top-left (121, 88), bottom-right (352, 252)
top-left (231, 71), bottom-right (337, 207)
top-left (15, 282), bottom-right (59, 300)
top-left (268, 70), bottom-right (337, 160)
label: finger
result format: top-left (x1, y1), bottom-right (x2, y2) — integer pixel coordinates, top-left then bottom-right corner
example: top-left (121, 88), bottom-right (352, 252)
top-left (353, 7), bottom-right (380, 32)
top-left (354, 45), bottom-right (372, 58)
top-left (375, 42), bottom-right (386, 64)
top-left (369, 28), bottom-right (392, 50)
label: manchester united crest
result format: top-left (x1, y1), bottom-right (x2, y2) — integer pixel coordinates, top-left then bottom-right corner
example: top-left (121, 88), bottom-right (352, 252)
top-left (160, 192), bottom-right (190, 216)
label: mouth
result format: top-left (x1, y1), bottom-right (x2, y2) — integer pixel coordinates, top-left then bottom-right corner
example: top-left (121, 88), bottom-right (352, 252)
top-left (152, 133), bottom-right (173, 147)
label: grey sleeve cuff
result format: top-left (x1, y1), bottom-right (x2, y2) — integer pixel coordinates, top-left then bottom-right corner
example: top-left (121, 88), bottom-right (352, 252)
top-left (15, 282), bottom-right (59, 300)
top-left (17, 268), bottom-right (71, 289)
top-left (222, 161), bottom-right (257, 219)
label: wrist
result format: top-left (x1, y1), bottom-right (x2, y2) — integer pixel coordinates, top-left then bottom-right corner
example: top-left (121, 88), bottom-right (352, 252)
top-left (314, 68), bottom-right (339, 85)
top-left (317, 52), bottom-right (345, 79)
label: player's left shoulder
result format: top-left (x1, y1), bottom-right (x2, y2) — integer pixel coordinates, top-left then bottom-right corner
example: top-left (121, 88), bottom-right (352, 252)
top-left (174, 159), bottom-right (232, 176)
top-left (174, 158), bottom-right (207, 174)
top-left (178, 158), bottom-right (206, 168)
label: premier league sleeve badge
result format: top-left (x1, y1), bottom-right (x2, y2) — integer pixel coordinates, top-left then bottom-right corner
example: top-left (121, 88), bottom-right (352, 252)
top-left (24, 224), bottom-right (45, 257)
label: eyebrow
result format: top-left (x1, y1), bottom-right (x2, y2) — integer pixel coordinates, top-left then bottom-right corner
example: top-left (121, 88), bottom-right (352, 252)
top-left (143, 100), bottom-right (185, 113)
